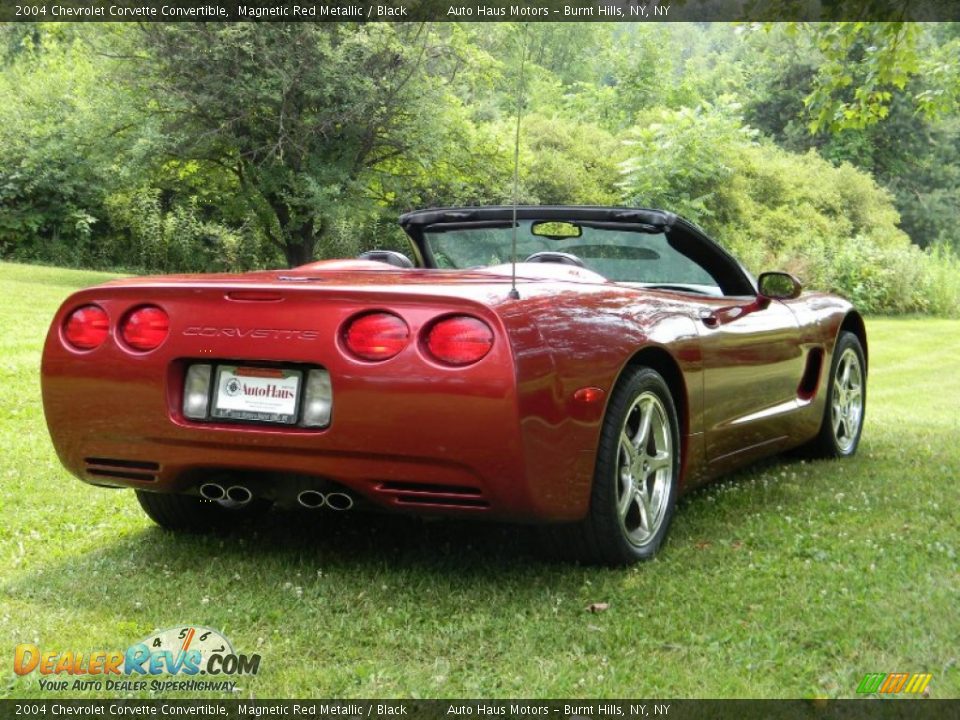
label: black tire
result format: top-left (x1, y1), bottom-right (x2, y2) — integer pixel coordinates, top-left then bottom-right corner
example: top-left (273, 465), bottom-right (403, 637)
top-left (543, 367), bottom-right (681, 566)
top-left (135, 490), bottom-right (272, 532)
top-left (805, 331), bottom-right (867, 458)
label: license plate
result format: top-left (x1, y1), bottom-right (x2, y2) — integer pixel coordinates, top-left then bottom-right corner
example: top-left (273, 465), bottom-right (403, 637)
top-left (211, 365), bottom-right (302, 424)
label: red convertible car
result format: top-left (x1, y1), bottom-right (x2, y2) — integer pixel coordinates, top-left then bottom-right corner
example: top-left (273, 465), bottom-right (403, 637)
top-left (41, 206), bottom-right (866, 565)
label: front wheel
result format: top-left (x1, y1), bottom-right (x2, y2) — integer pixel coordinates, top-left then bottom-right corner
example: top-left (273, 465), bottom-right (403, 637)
top-left (805, 331), bottom-right (866, 458)
top-left (545, 367), bottom-right (681, 566)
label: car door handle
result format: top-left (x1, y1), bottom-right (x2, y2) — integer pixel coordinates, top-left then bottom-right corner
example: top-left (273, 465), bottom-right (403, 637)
top-left (699, 310), bottom-right (719, 328)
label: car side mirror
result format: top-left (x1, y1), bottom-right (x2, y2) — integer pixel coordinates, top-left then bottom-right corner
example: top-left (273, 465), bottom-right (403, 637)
top-left (758, 271), bottom-right (802, 300)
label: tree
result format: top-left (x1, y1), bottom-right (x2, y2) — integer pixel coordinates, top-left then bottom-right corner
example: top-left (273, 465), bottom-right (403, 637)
top-left (796, 23), bottom-right (960, 133)
top-left (135, 24), bottom-right (453, 266)
top-left (0, 26), bottom-right (138, 265)
top-left (735, 23), bottom-right (960, 252)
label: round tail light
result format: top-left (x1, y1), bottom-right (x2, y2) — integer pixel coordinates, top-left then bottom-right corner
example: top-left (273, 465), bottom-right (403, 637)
top-left (425, 315), bottom-right (494, 366)
top-left (63, 305), bottom-right (109, 350)
top-left (120, 305), bottom-right (170, 351)
top-left (343, 312), bottom-right (409, 362)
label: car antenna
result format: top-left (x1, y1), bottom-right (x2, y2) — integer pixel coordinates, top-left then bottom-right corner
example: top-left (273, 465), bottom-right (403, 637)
top-left (508, 23), bottom-right (529, 301)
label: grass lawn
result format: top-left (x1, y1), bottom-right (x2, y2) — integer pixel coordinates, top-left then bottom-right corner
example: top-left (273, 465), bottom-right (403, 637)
top-left (1, 261), bottom-right (957, 700)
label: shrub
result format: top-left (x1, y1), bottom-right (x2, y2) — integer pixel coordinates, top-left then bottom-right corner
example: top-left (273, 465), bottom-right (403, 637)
top-left (103, 188), bottom-right (270, 274)
top-left (619, 104), bottom-right (959, 315)
top-left (620, 102), bottom-right (758, 223)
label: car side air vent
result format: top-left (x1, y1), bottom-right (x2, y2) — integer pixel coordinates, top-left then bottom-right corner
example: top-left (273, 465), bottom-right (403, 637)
top-left (798, 348), bottom-right (825, 400)
top-left (84, 458), bottom-right (160, 482)
top-left (376, 481), bottom-right (489, 509)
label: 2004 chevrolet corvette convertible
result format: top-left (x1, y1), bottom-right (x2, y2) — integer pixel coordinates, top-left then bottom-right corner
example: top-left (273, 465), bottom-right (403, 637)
top-left (41, 206), bottom-right (866, 565)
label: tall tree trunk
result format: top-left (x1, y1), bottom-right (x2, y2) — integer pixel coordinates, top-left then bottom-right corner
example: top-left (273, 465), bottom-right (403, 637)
top-left (266, 191), bottom-right (316, 267)
top-left (282, 219), bottom-right (316, 267)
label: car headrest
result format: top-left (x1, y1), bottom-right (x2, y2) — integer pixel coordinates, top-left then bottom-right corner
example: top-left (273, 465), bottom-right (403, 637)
top-left (357, 250), bottom-right (415, 268)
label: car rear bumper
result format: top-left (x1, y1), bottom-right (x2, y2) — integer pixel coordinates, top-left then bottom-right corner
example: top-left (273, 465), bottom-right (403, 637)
top-left (41, 286), bottom-right (597, 522)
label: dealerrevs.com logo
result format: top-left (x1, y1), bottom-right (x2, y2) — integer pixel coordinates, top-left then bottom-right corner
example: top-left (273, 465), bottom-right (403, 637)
top-left (14, 626), bottom-right (260, 693)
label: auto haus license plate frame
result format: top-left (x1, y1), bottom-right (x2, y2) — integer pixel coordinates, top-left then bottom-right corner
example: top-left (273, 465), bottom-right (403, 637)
top-left (211, 365), bottom-right (303, 425)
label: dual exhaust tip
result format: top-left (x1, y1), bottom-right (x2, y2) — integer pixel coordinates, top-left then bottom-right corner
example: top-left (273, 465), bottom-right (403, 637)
top-left (297, 490), bottom-right (354, 511)
top-left (198, 483), bottom-right (354, 511)
top-left (199, 482), bottom-right (252, 505)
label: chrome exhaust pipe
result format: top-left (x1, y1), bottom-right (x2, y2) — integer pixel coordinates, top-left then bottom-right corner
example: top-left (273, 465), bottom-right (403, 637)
top-left (297, 490), bottom-right (326, 509)
top-left (325, 492), bottom-right (354, 511)
top-left (225, 485), bottom-right (253, 505)
top-left (199, 483), bottom-right (226, 501)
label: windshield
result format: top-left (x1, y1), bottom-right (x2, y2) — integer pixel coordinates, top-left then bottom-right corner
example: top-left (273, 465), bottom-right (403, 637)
top-left (423, 220), bottom-right (719, 288)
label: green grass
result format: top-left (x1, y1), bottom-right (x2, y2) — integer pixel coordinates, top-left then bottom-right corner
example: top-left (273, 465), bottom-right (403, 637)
top-left (1, 261), bottom-right (957, 700)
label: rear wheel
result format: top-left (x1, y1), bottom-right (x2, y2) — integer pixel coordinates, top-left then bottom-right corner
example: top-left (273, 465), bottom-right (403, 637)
top-left (135, 490), bottom-right (271, 532)
top-left (544, 367), bottom-right (681, 565)
top-left (805, 331), bottom-right (866, 458)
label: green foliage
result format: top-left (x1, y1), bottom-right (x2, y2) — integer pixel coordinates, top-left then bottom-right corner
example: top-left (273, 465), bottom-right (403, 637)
top-left (515, 114), bottom-right (623, 205)
top-left (0, 25), bottom-right (274, 274)
top-left (736, 25), bottom-right (960, 257)
top-left (551, 25), bottom-right (700, 132)
top-left (792, 23), bottom-right (960, 134)
top-left (814, 238), bottom-right (960, 316)
top-left (102, 188), bottom-right (270, 273)
top-left (619, 104), bottom-right (960, 315)
top-left (0, 30), bottom-right (118, 262)
top-left (1, 22), bottom-right (959, 314)
top-left (619, 102), bottom-right (759, 221)
top-left (882, 116), bottom-right (960, 251)
top-left (717, 146), bottom-right (906, 252)
top-left (374, 94), bottom-right (514, 210)
top-left (136, 24), bottom-right (462, 266)
top-left (804, 23), bottom-right (920, 133)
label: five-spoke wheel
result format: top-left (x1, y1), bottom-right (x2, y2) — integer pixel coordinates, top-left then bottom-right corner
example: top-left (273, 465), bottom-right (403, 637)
top-left (807, 330), bottom-right (867, 458)
top-left (544, 366), bottom-right (680, 565)
top-left (616, 391), bottom-right (674, 548)
top-left (831, 346), bottom-right (864, 454)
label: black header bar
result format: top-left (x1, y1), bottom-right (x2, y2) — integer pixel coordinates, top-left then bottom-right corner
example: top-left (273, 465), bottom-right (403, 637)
top-left (2, 0), bottom-right (959, 22)
top-left (0, 700), bottom-right (958, 720)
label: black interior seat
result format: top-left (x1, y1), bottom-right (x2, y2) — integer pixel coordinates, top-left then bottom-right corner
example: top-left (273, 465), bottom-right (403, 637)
top-left (358, 250), bottom-right (415, 268)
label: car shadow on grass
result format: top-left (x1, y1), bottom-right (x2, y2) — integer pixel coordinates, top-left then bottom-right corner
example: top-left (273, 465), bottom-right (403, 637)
top-left (5, 450), bottom-right (833, 610)
top-left (222, 507), bottom-right (544, 570)
top-left (9, 507), bottom-right (557, 594)
top-left (5, 447), bottom-right (856, 633)
top-left (139, 449), bottom-right (822, 573)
